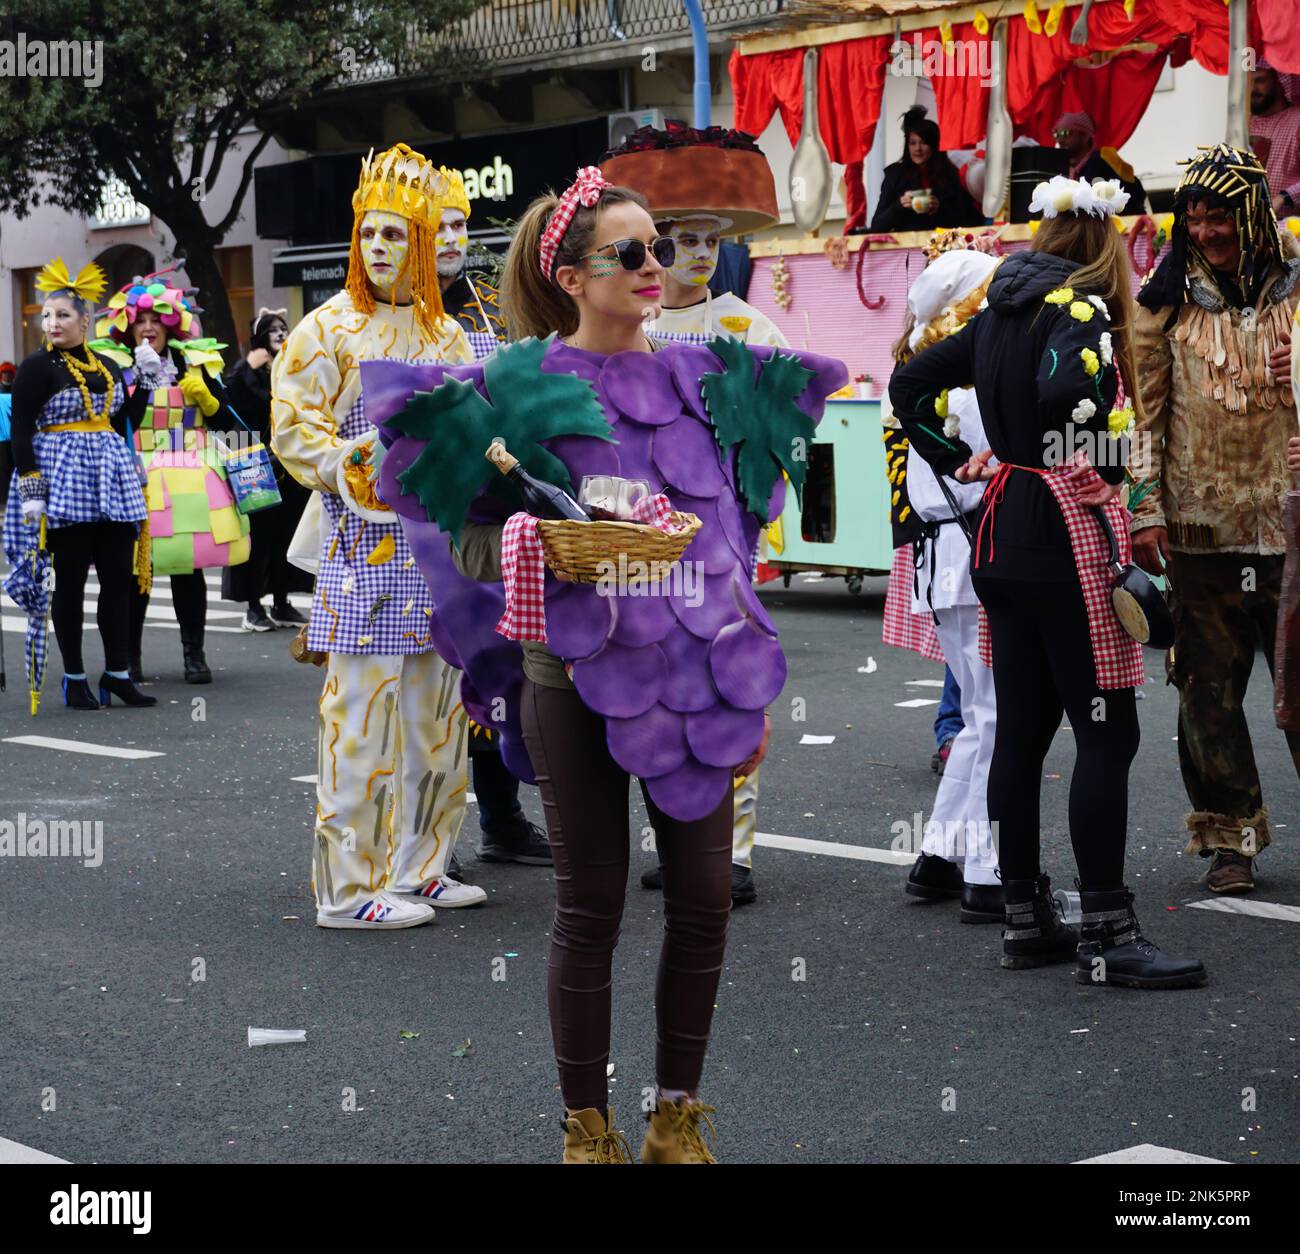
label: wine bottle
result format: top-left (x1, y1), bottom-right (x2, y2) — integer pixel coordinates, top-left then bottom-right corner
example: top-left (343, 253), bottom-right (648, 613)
top-left (485, 439), bottom-right (590, 522)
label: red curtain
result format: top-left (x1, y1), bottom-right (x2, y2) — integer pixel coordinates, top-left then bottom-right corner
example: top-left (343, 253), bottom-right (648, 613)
top-left (728, 37), bottom-right (891, 165)
top-left (1258, 0), bottom-right (1300, 75)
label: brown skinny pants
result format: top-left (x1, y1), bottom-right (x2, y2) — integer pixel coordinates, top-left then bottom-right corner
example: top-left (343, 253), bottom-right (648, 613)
top-left (520, 679), bottom-right (733, 1112)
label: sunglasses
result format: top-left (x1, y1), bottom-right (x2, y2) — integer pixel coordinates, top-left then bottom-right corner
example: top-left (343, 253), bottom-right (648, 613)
top-left (578, 236), bottom-right (676, 271)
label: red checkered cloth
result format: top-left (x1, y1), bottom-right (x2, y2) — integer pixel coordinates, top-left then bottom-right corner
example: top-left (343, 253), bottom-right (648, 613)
top-left (539, 166), bottom-right (611, 281)
top-left (1250, 104), bottom-right (1300, 204)
top-left (974, 459), bottom-right (1145, 689)
top-left (882, 545), bottom-right (945, 663)
top-left (497, 513), bottom-right (549, 642)
top-left (495, 493), bottom-right (684, 643)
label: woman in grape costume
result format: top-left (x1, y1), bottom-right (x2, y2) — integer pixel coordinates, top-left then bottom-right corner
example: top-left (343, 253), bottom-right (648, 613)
top-left (364, 169), bottom-right (846, 1162)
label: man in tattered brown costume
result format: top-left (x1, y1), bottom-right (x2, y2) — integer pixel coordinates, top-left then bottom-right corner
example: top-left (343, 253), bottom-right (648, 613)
top-left (1130, 143), bottom-right (1300, 893)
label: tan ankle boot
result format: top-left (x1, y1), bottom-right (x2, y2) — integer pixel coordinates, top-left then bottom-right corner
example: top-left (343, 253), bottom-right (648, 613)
top-left (640, 1098), bottom-right (718, 1163)
top-left (562, 1107), bottom-right (633, 1163)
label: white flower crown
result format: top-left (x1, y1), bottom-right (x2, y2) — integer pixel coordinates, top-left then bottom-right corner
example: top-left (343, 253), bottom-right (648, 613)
top-left (1028, 175), bottom-right (1130, 220)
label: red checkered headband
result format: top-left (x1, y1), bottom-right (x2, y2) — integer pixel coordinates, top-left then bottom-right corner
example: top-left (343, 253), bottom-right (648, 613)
top-left (539, 166), bottom-right (613, 282)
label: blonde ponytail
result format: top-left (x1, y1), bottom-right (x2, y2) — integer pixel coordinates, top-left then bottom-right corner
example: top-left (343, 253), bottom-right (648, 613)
top-left (501, 195), bottom-right (579, 342)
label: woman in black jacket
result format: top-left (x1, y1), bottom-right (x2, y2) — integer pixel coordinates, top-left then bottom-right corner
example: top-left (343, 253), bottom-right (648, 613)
top-left (221, 309), bottom-right (312, 631)
top-left (889, 182), bottom-right (1205, 991)
top-left (869, 107), bottom-right (980, 233)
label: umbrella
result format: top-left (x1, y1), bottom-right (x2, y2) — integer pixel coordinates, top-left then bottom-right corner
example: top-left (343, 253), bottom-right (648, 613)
top-left (1274, 488), bottom-right (1300, 730)
top-left (2, 515), bottom-right (52, 715)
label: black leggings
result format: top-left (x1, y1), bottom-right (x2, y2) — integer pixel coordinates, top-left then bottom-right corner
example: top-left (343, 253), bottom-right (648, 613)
top-left (47, 522), bottom-right (136, 675)
top-left (131, 570), bottom-right (206, 648)
top-left (520, 679), bottom-right (733, 1112)
top-left (974, 574), bottom-right (1140, 891)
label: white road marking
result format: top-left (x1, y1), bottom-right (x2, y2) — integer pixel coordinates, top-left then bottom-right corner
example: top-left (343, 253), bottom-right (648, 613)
top-left (755, 831), bottom-right (912, 865)
top-left (799, 734), bottom-right (836, 745)
top-left (0, 1134), bottom-right (67, 1164)
top-left (2, 735), bottom-right (164, 760)
top-left (895, 698), bottom-right (939, 708)
top-left (1074, 1143), bottom-right (1227, 1165)
top-left (906, 679), bottom-right (945, 687)
top-left (1185, 898), bottom-right (1300, 924)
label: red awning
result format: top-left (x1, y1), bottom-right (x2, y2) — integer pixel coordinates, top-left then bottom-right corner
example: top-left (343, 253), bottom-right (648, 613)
top-left (732, 0), bottom-right (1300, 161)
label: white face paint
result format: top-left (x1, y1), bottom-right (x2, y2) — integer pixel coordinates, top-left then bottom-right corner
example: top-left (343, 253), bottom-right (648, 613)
top-left (666, 216), bottom-right (726, 287)
top-left (359, 210), bottom-right (410, 297)
top-left (436, 208), bottom-right (469, 279)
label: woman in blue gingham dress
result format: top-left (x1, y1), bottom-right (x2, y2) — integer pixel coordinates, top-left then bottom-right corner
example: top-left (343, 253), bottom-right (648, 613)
top-left (4, 287), bottom-right (155, 709)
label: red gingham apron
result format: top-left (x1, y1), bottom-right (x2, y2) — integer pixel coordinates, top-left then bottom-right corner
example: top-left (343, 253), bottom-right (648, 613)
top-left (882, 545), bottom-right (946, 663)
top-left (974, 459), bottom-right (1145, 690)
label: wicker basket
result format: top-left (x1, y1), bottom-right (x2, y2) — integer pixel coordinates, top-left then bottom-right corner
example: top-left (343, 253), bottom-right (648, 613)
top-left (537, 512), bottom-right (702, 584)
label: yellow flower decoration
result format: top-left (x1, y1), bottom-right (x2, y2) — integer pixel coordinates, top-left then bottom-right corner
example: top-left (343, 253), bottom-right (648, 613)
top-left (974, 8), bottom-right (989, 35)
top-left (1080, 347), bottom-right (1100, 376)
top-left (1068, 300), bottom-right (1094, 323)
top-left (1107, 406), bottom-right (1135, 438)
top-left (1024, 0), bottom-right (1042, 34)
top-left (940, 19), bottom-right (954, 47)
top-left (934, 389), bottom-right (949, 419)
top-left (1044, 287), bottom-right (1073, 305)
top-left (1044, 0), bottom-right (1067, 36)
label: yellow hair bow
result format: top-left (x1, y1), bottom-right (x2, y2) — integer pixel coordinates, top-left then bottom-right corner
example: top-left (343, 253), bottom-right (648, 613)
top-left (35, 257), bottom-right (108, 305)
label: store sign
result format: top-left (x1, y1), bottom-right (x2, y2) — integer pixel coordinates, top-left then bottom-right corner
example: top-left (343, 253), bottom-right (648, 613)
top-left (92, 177), bottom-right (149, 229)
top-left (449, 156), bottom-right (514, 203)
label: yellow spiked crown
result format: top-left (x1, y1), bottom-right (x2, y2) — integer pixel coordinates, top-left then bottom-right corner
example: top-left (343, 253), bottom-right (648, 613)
top-left (438, 166), bottom-right (471, 219)
top-left (353, 143), bottom-right (449, 228)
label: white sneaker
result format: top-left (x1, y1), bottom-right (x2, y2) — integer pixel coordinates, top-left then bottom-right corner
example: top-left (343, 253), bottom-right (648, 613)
top-left (393, 876), bottom-right (487, 909)
top-left (316, 890), bottom-right (434, 929)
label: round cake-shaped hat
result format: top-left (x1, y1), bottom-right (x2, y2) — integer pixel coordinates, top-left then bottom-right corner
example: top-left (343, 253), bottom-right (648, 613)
top-left (600, 120), bottom-right (778, 235)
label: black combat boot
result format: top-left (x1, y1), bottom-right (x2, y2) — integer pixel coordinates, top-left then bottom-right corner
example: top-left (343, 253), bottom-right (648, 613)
top-left (179, 622), bottom-right (212, 684)
top-left (1000, 875), bottom-right (1078, 969)
top-left (1074, 887), bottom-right (1207, 990)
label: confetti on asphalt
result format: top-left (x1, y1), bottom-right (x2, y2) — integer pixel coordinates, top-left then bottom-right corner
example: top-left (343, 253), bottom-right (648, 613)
top-left (399, 1030), bottom-right (421, 1041)
top-left (452, 1038), bottom-right (474, 1057)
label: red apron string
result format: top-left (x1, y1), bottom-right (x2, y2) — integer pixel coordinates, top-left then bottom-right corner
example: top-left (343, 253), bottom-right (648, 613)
top-left (972, 463), bottom-right (1043, 570)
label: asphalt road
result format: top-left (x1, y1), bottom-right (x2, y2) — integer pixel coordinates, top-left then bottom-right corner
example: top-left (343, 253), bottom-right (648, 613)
top-left (1, 570), bottom-right (1296, 1164)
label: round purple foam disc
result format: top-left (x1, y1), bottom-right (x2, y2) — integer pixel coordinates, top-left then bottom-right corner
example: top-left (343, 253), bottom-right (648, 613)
top-left (644, 757), bottom-right (732, 823)
top-left (670, 493), bottom-right (737, 576)
top-left (498, 729), bottom-right (536, 785)
top-left (544, 433), bottom-right (620, 481)
top-left (609, 586), bottom-right (676, 648)
top-left (658, 627), bottom-right (716, 712)
top-left (570, 640), bottom-right (667, 718)
top-left (605, 702), bottom-right (690, 779)
top-left (666, 345), bottom-right (722, 423)
top-left (685, 702), bottom-right (765, 767)
top-left (734, 575), bottom-right (778, 638)
top-left (600, 352), bottom-right (679, 426)
top-left (544, 581), bottom-right (613, 661)
top-left (709, 617), bottom-right (787, 709)
top-left (669, 569), bottom-right (743, 641)
top-left (651, 415), bottom-right (726, 496)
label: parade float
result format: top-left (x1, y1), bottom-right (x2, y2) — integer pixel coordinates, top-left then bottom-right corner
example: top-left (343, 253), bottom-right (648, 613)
top-left (725, 0), bottom-right (1299, 589)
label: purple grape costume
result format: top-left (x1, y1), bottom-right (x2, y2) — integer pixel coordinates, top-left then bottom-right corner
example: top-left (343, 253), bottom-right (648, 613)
top-left (364, 334), bottom-right (846, 821)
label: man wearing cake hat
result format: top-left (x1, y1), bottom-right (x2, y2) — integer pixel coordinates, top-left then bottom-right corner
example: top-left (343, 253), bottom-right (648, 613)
top-left (602, 120), bottom-right (788, 350)
top-left (272, 143), bottom-right (487, 927)
top-left (602, 121), bottom-right (789, 905)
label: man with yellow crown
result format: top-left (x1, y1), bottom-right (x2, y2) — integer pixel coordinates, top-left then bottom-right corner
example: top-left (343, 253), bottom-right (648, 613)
top-left (431, 165), bottom-right (554, 867)
top-left (271, 142), bottom-right (486, 928)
